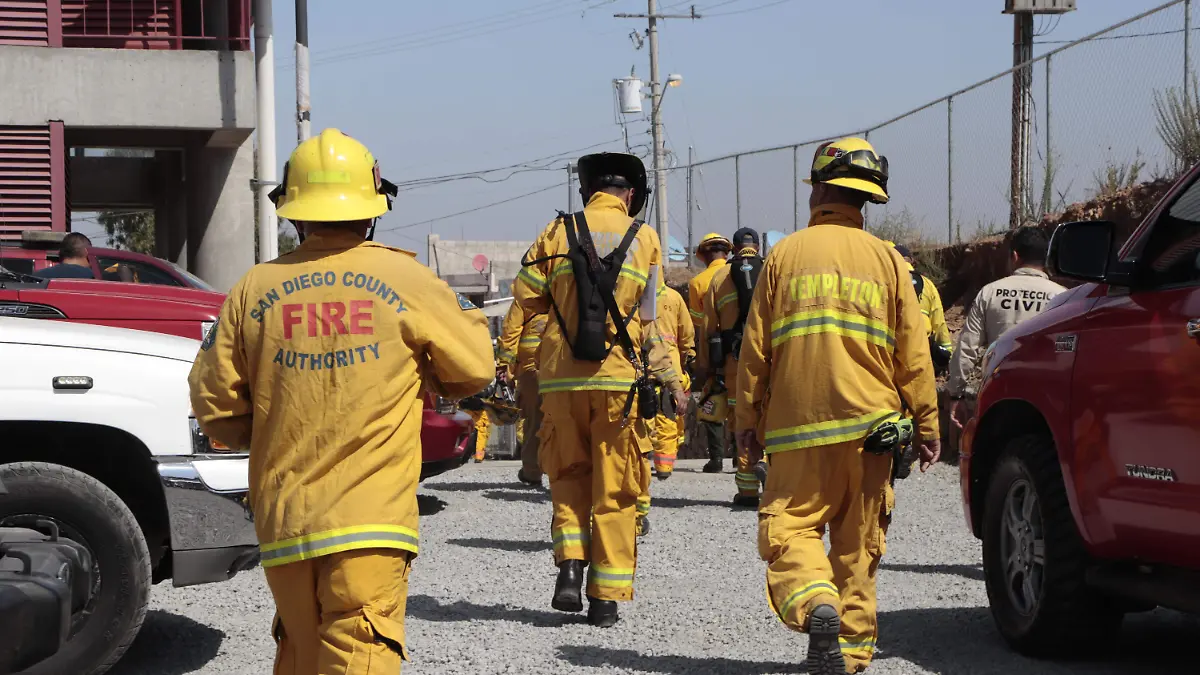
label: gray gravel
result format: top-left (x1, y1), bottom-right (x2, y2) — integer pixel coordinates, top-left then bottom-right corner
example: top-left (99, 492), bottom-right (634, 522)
top-left (110, 460), bottom-right (1197, 674)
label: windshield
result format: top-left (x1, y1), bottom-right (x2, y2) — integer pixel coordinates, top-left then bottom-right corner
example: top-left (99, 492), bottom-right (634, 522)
top-left (166, 261), bottom-right (217, 291)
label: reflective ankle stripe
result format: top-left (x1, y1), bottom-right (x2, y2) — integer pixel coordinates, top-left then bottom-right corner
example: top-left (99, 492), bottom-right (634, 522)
top-left (777, 580), bottom-right (838, 622)
top-left (588, 565), bottom-right (635, 588)
top-left (259, 524), bottom-right (419, 568)
top-left (552, 528), bottom-right (588, 556)
top-left (839, 636), bottom-right (876, 655)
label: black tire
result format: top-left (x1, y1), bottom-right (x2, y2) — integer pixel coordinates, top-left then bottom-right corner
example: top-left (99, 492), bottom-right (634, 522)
top-left (0, 462), bottom-right (150, 674)
top-left (981, 435), bottom-right (1122, 657)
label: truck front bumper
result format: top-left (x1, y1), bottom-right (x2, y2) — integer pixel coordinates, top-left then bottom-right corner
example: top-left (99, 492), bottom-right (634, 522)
top-left (155, 454), bottom-right (259, 587)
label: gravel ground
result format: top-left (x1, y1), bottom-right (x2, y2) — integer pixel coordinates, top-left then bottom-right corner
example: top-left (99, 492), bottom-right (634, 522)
top-left (110, 459), bottom-right (1197, 675)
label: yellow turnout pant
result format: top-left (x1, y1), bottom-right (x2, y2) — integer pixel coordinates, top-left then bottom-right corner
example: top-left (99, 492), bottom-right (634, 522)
top-left (540, 390), bottom-right (650, 602)
top-left (650, 372), bottom-right (689, 476)
top-left (518, 371), bottom-right (543, 480)
top-left (264, 549), bottom-right (413, 675)
top-left (472, 409), bottom-right (491, 461)
top-left (758, 439), bottom-right (894, 673)
top-left (731, 396), bottom-right (762, 498)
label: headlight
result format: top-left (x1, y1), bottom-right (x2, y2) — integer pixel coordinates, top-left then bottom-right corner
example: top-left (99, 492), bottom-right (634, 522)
top-left (189, 417), bottom-right (231, 453)
top-left (200, 320), bottom-right (215, 340)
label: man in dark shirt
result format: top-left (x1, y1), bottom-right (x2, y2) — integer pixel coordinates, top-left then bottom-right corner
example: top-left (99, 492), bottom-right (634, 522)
top-left (35, 233), bottom-right (95, 280)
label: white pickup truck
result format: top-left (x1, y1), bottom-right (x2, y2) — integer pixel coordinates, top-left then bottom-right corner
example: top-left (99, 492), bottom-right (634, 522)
top-left (0, 317), bottom-right (257, 674)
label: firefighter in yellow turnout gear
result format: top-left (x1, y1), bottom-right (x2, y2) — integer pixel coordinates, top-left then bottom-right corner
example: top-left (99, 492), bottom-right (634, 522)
top-left (699, 227), bottom-right (765, 506)
top-left (516, 152), bottom-right (683, 627)
top-left (634, 279), bottom-right (695, 533)
top-left (188, 129), bottom-right (494, 674)
top-left (688, 232), bottom-right (733, 472)
top-left (735, 137), bottom-right (940, 674)
top-left (497, 300), bottom-right (549, 485)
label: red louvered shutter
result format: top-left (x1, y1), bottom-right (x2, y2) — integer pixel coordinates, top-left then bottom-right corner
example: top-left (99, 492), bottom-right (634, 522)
top-left (0, 124), bottom-right (66, 242)
top-left (0, 0), bottom-right (50, 46)
top-left (62, 0), bottom-right (176, 49)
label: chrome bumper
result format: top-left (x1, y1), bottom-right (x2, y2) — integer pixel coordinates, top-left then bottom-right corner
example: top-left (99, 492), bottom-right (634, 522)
top-left (155, 454), bottom-right (259, 587)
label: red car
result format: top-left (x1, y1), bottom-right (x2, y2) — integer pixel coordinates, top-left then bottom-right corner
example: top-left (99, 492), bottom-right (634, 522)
top-left (0, 268), bottom-right (474, 480)
top-left (959, 162), bottom-right (1200, 657)
top-left (1, 235), bottom-right (211, 290)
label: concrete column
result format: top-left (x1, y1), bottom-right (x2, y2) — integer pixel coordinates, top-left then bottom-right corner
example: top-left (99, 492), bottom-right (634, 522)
top-left (187, 135), bottom-right (254, 292)
top-left (154, 150), bottom-right (187, 267)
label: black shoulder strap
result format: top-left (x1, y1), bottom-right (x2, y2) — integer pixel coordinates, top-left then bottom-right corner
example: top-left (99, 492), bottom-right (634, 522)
top-left (523, 212), bottom-right (577, 352)
top-left (911, 270), bottom-right (925, 299)
top-left (574, 210), bottom-right (644, 370)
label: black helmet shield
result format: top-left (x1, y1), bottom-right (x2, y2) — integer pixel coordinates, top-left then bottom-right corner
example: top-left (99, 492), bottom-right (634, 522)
top-left (576, 152), bottom-right (650, 216)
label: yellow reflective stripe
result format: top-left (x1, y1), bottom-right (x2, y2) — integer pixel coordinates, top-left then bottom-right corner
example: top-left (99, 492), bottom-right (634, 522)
top-left (839, 637), bottom-right (876, 655)
top-left (769, 308), bottom-right (895, 350)
top-left (306, 170), bottom-right (351, 184)
top-left (656, 285), bottom-right (666, 298)
top-left (589, 565), bottom-right (635, 588)
top-left (539, 377), bottom-right (636, 394)
top-left (548, 261), bottom-right (573, 284)
top-left (689, 308), bottom-right (705, 320)
top-left (777, 580), bottom-right (838, 622)
top-left (496, 348), bottom-right (516, 363)
top-left (517, 266), bottom-right (546, 292)
top-left (764, 410), bottom-right (898, 453)
top-left (920, 309), bottom-right (931, 317)
top-left (619, 264), bottom-right (648, 284)
top-left (717, 291), bottom-right (738, 310)
top-left (259, 524), bottom-right (419, 568)
top-left (519, 337), bottom-right (541, 345)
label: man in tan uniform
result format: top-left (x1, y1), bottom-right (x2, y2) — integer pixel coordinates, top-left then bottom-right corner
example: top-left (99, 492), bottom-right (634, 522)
top-left (948, 226), bottom-right (1064, 428)
top-left (189, 129), bottom-right (494, 674)
top-left (516, 152), bottom-right (683, 627)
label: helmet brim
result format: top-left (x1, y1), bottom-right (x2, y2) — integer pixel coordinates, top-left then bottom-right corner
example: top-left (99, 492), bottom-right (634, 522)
top-left (277, 194), bottom-right (390, 222)
top-left (803, 176), bottom-right (889, 204)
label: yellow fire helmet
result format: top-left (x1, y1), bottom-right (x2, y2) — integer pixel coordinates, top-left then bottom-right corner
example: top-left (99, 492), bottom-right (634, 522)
top-left (804, 136), bottom-right (890, 205)
top-left (271, 128), bottom-right (398, 222)
top-left (695, 232), bottom-right (732, 255)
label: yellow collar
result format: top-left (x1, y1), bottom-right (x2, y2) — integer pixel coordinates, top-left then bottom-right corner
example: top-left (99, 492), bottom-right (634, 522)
top-left (706, 258), bottom-right (726, 270)
top-left (585, 191), bottom-right (631, 215)
top-left (298, 228), bottom-right (415, 257)
top-left (808, 203), bottom-right (865, 230)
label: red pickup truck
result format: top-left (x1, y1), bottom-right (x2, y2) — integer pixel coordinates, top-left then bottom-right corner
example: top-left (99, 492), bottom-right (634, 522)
top-left (0, 269), bottom-right (475, 480)
top-left (959, 163), bottom-right (1200, 657)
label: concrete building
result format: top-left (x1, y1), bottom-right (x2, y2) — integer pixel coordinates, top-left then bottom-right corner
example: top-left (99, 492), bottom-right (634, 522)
top-left (427, 234), bottom-right (532, 302)
top-left (0, 1), bottom-right (256, 291)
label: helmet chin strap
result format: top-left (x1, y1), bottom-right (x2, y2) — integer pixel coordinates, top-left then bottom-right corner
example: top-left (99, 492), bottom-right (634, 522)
top-left (366, 218), bottom-right (378, 242)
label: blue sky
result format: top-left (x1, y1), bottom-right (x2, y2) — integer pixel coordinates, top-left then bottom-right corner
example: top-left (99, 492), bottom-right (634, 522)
top-left (261, 0), bottom-right (1173, 260)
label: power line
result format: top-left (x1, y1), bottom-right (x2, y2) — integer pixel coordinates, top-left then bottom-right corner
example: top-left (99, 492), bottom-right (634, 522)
top-left (705, 0), bottom-right (793, 17)
top-left (1035, 26), bottom-right (1198, 44)
top-left (376, 182), bottom-right (566, 234)
top-left (278, 0), bottom-right (618, 70)
top-left (394, 136), bottom-right (635, 190)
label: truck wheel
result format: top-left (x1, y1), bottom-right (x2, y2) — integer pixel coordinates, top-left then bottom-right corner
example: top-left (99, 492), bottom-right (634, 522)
top-left (0, 462), bottom-right (150, 674)
top-left (981, 435), bottom-right (1122, 657)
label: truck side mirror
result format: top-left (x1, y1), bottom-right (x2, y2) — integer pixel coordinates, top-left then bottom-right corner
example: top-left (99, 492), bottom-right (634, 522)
top-left (1048, 220), bottom-right (1115, 283)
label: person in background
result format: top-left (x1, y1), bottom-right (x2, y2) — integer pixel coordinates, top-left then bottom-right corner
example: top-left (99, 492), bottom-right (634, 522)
top-left (947, 226), bottom-right (1064, 430)
top-left (688, 233), bottom-right (733, 473)
top-left (35, 233), bottom-right (95, 279)
top-left (737, 137), bottom-right (939, 674)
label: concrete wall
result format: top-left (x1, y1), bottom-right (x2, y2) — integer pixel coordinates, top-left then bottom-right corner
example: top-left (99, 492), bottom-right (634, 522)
top-left (186, 136), bottom-right (255, 292)
top-left (0, 46), bottom-right (254, 130)
top-left (426, 235), bottom-right (533, 284)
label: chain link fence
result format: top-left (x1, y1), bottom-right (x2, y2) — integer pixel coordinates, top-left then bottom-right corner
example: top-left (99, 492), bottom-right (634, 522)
top-left (670, 0), bottom-right (1196, 248)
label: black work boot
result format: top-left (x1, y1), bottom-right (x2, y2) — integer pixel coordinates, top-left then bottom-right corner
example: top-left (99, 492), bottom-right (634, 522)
top-left (636, 515), bottom-right (650, 537)
top-left (732, 493), bottom-right (760, 508)
top-left (702, 458), bottom-right (723, 473)
top-left (587, 596), bottom-right (619, 627)
top-left (805, 604), bottom-right (847, 675)
top-left (551, 560), bottom-right (584, 612)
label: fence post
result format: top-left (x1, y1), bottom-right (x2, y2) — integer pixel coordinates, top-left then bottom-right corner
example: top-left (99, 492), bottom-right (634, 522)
top-left (947, 96), bottom-right (953, 245)
top-left (735, 154), bottom-right (742, 229)
top-left (1043, 54), bottom-right (1052, 217)
top-left (793, 145), bottom-right (800, 232)
top-left (686, 146), bottom-right (694, 261)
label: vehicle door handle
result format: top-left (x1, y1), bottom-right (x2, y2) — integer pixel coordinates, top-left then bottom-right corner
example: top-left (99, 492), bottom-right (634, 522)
top-left (1188, 319), bottom-right (1200, 338)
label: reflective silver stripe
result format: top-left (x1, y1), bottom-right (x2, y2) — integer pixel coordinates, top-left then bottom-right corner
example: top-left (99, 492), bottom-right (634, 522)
top-left (765, 416), bottom-right (880, 449)
top-left (589, 568), bottom-right (635, 584)
top-left (259, 529), bottom-right (418, 564)
top-left (770, 313), bottom-right (895, 347)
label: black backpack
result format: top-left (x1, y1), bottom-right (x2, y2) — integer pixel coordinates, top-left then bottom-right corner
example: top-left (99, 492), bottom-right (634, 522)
top-left (521, 211), bottom-right (642, 363)
top-left (910, 270), bottom-right (952, 373)
top-left (708, 251), bottom-right (763, 368)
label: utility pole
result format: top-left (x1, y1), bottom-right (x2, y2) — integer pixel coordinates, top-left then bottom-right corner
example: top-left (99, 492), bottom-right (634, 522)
top-left (295, 0), bottom-right (311, 143)
top-left (567, 163), bottom-right (576, 213)
top-left (254, 0), bottom-right (278, 263)
top-left (1009, 11), bottom-right (1033, 230)
top-left (615, 3), bottom-right (701, 258)
top-left (686, 145), bottom-right (694, 259)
